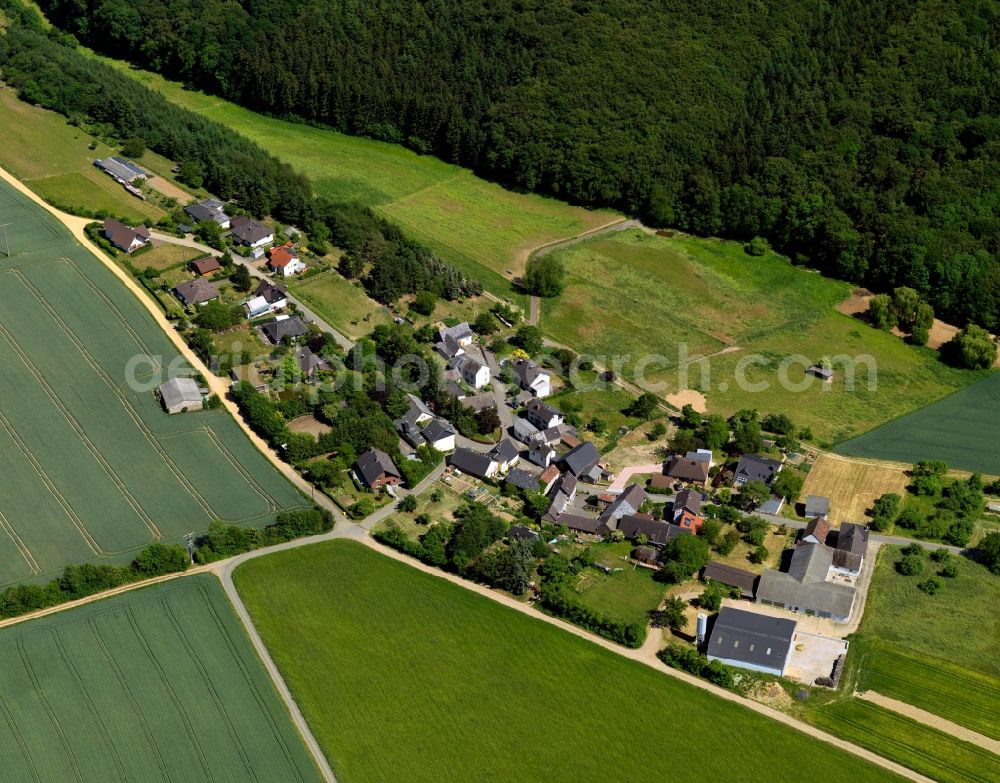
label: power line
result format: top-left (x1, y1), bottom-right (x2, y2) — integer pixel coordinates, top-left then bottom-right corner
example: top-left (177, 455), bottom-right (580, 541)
top-left (0, 223), bottom-right (10, 258)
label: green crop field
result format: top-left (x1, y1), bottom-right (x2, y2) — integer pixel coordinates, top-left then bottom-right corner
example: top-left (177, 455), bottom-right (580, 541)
top-left (849, 547), bottom-right (1000, 739)
top-left (0, 574), bottom-right (322, 782)
top-left (0, 86), bottom-right (164, 223)
top-left (94, 57), bottom-right (619, 305)
top-left (543, 230), bottom-right (981, 443)
top-left (807, 699), bottom-right (996, 783)
top-left (0, 179), bottom-right (305, 587)
top-left (234, 540), bottom-right (901, 783)
top-left (835, 371), bottom-right (1000, 474)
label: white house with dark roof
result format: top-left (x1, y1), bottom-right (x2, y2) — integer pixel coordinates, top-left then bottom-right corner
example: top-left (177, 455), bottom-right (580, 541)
top-left (103, 219), bottom-right (150, 253)
top-left (184, 198), bottom-right (231, 228)
top-left (230, 215), bottom-right (274, 248)
top-left (453, 355), bottom-right (490, 389)
top-left (527, 440), bottom-right (556, 468)
top-left (509, 357), bottom-right (551, 398)
top-left (421, 418), bottom-right (456, 452)
top-left (524, 399), bottom-right (563, 430)
top-left (488, 439), bottom-right (520, 475)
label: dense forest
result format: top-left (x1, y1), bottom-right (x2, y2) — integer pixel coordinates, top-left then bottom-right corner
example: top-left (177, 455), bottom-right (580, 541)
top-left (31, 0), bottom-right (1000, 330)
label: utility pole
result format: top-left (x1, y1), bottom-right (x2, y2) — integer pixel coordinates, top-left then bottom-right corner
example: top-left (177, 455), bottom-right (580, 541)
top-left (0, 223), bottom-right (10, 258)
top-left (185, 532), bottom-right (195, 564)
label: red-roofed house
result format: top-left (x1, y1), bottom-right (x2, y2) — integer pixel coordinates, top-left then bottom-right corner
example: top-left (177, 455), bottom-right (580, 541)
top-left (676, 510), bottom-right (704, 533)
top-left (268, 243), bottom-right (306, 277)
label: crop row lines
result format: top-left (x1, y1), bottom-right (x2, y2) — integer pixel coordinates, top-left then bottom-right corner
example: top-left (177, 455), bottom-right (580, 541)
top-left (201, 427), bottom-right (280, 513)
top-left (0, 508), bottom-right (40, 574)
top-left (13, 270), bottom-right (216, 520)
top-left (0, 408), bottom-right (100, 555)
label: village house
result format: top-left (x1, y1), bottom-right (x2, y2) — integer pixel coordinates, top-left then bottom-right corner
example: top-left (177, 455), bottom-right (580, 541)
top-left (506, 524), bottom-right (540, 542)
top-left (488, 439), bottom-right (520, 475)
top-left (832, 522), bottom-right (869, 576)
top-left (421, 418), bottom-right (456, 452)
top-left (538, 465), bottom-right (561, 494)
top-left (599, 484), bottom-right (646, 530)
top-left (801, 516), bottom-right (831, 546)
top-left (158, 377), bottom-right (203, 414)
top-left (665, 454), bottom-right (711, 487)
top-left (184, 198), bottom-right (231, 229)
top-left (459, 392), bottom-right (496, 414)
top-left (511, 416), bottom-right (541, 444)
top-left (452, 355), bottom-right (490, 389)
top-left (260, 315), bottom-right (308, 345)
top-left (173, 278), bottom-right (220, 307)
top-left (103, 218), bottom-right (150, 253)
top-left (190, 256), bottom-right (221, 276)
top-left (524, 399), bottom-right (563, 430)
top-left (509, 357), bottom-right (552, 398)
top-left (707, 607), bottom-right (797, 678)
top-left (292, 346), bottom-right (331, 380)
top-left (448, 447), bottom-right (498, 480)
top-left (546, 472), bottom-right (578, 519)
top-left (243, 281), bottom-right (289, 319)
top-left (618, 515), bottom-right (691, 547)
top-left (527, 440), bottom-right (556, 468)
top-left (354, 449), bottom-right (401, 490)
top-left (268, 243), bottom-right (306, 277)
top-left (561, 441), bottom-right (611, 483)
top-left (439, 322), bottom-right (474, 347)
top-left (394, 393), bottom-right (435, 447)
top-left (734, 454), bottom-right (783, 486)
top-left (230, 215), bottom-right (274, 248)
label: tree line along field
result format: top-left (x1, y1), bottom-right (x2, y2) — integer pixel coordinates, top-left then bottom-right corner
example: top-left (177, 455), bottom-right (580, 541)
top-left (0, 180), bottom-right (305, 586)
top-left (542, 229), bottom-right (981, 443)
top-left (834, 371), bottom-right (1000, 474)
top-left (848, 547), bottom-right (1000, 741)
top-left (92, 56), bottom-right (619, 304)
top-left (0, 574), bottom-right (322, 782)
top-left (0, 86), bottom-right (164, 223)
top-left (233, 540), bottom-right (902, 783)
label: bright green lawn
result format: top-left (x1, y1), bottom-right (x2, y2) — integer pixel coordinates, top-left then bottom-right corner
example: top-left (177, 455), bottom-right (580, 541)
top-left (573, 541), bottom-right (665, 626)
top-left (132, 242), bottom-right (203, 271)
top-left (807, 699), bottom-right (996, 783)
top-left (849, 546), bottom-right (1000, 738)
top-left (0, 86), bottom-right (163, 223)
top-left (0, 575), bottom-right (322, 782)
top-left (95, 57), bottom-right (618, 302)
top-left (287, 270), bottom-right (393, 340)
top-left (234, 540), bottom-right (902, 783)
top-left (544, 230), bottom-right (979, 443)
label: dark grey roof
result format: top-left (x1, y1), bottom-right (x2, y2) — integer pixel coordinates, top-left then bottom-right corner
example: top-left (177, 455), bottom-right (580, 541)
top-left (261, 316), bottom-right (308, 344)
top-left (185, 202), bottom-right (223, 224)
top-left (709, 607), bottom-right (796, 670)
top-left (439, 322), bottom-right (473, 343)
top-left (396, 419), bottom-right (425, 447)
top-left (735, 454), bottom-right (783, 484)
top-left (507, 524), bottom-right (540, 541)
top-left (562, 441), bottom-right (601, 476)
top-left (294, 346), bottom-right (330, 374)
top-left (674, 488), bottom-right (702, 515)
top-left (511, 357), bottom-right (547, 387)
top-left (557, 514), bottom-right (603, 534)
top-left (173, 278), bottom-right (219, 305)
top-left (103, 218), bottom-right (149, 250)
top-left (230, 215), bottom-right (272, 245)
top-left (805, 495), bottom-right (831, 517)
top-left (757, 543), bottom-right (856, 619)
top-left (505, 469), bottom-right (540, 492)
top-left (490, 438), bottom-right (520, 464)
top-left (355, 448), bottom-right (400, 486)
top-left (549, 471), bottom-right (578, 499)
top-left (448, 447), bottom-right (496, 479)
top-left (618, 515), bottom-right (691, 546)
top-left (701, 562), bottom-right (759, 596)
top-left (95, 157), bottom-right (146, 181)
top-left (836, 522), bottom-right (868, 556)
top-left (601, 484), bottom-right (647, 522)
top-left (525, 398), bottom-right (562, 423)
top-left (421, 418), bottom-right (454, 443)
top-left (255, 281), bottom-right (288, 304)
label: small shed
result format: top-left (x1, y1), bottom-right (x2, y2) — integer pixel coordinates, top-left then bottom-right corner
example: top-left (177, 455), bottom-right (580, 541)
top-left (807, 364), bottom-right (834, 381)
top-left (159, 377), bottom-right (203, 414)
top-left (804, 495), bottom-right (831, 519)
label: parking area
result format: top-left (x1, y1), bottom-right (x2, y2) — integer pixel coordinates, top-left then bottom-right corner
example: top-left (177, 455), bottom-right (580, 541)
top-left (785, 631), bottom-right (848, 684)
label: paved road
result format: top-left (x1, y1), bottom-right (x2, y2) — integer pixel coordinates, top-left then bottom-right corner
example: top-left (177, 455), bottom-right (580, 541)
top-left (150, 230), bottom-right (356, 352)
top-left (481, 347), bottom-right (514, 434)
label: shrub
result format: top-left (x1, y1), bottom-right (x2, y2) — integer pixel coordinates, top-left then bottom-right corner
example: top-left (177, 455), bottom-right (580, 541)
top-left (938, 561), bottom-right (959, 578)
top-left (897, 553), bottom-right (924, 576)
top-left (398, 494), bottom-right (418, 512)
top-left (917, 577), bottom-right (941, 595)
